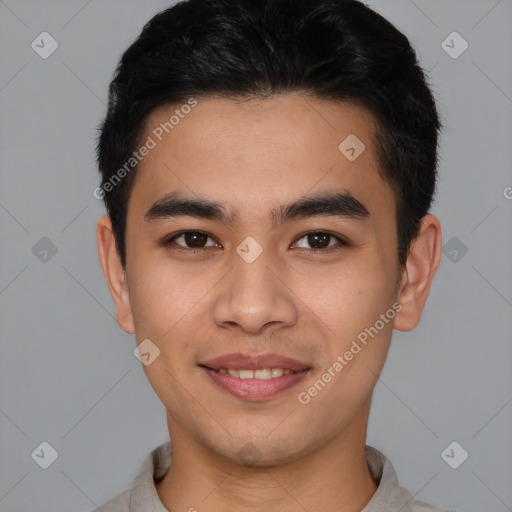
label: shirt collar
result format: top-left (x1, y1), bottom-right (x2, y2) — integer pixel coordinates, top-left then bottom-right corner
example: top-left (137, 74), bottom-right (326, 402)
top-left (128, 441), bottom-right (418, 512)
top-left (129, 441), bottom-right (172, 512)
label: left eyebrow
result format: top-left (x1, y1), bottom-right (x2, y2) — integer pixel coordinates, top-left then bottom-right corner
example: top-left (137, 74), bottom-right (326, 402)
top-left (272, 190), bottom-right (370, 227)
top-left (143, 190), bottom-right (370, 227)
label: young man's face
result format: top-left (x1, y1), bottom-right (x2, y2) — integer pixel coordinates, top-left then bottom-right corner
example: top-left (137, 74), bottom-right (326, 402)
top-left (99, 93), bottom-right (437, 465)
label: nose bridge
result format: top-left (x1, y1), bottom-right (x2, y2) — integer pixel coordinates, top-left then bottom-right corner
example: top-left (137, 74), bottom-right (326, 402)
top-left (229, 241), bottom-right (278, 309)
top-left (233, 244), bottom-right (273, 296)
top-left (211, 240), bottom-right (298, 334)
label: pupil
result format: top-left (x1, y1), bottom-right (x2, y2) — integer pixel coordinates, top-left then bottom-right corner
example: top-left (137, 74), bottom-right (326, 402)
top-left (309, 232), bottom-right (329, 249)
top-left (185, 232), bottom-right (207, 247)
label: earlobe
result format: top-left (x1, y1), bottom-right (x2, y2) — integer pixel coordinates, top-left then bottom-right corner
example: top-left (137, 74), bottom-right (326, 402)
top-left (394, 214), bottom-right (442, 332)
top-left (96, 215), bottom-right (135, 334)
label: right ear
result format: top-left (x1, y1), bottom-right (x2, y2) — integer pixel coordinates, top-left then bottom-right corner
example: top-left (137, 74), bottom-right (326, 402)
top-left (96, 214), bottom-right (135, 334)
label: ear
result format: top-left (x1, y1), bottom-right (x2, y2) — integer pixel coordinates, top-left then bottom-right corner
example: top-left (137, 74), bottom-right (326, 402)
top-left (96, 214), bottom-right (135, 334)
top-left (394, 214), bottom-right (442, 332)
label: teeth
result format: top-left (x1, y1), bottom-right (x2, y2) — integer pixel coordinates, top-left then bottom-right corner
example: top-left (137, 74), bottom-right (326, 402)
top-left (219, 368), bottom-right (295, 379)
top-left (255, 369), bottom-right (272, 379)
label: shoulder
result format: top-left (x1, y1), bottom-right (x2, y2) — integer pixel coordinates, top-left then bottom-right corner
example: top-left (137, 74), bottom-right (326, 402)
top-left (411, 501), bottom-right (461, 512)
top-left (88, 488), bottom-right (130, 512)
top-left (365, 446), bottom-right (460, 512)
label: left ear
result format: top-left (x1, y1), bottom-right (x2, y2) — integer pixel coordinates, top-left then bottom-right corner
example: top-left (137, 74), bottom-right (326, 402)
top-left (394, 214), bottom-right (442, 332)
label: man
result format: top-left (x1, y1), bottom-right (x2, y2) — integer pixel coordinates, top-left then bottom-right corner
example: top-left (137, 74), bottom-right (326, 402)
top-left (93, 0), bottom-right (450, 510)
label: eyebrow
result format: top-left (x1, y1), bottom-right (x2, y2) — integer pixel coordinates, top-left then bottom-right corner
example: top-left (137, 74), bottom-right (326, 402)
top-left (143, 190), bottom-right (370, 228)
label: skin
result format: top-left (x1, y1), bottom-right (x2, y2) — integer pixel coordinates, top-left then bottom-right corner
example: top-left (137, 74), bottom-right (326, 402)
top-left (97, 93), bottom-right (442, 512)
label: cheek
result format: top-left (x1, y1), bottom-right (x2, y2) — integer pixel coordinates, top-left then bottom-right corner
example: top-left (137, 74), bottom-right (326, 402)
top-left (296, 260), bottom-right (397, 389)
top-left (128, 260), bottom-right (204, 330)
top-left (128, 264), bottom-right (216, 369)
top-left (301, 262), bottom-right (393, 334)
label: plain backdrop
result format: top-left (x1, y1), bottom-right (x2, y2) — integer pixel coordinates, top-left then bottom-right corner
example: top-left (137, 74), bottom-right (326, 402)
top-left (0, 1), bottom-right (511, 511)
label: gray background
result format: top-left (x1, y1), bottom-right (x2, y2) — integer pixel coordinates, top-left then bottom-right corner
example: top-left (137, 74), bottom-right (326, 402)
top-left (0, 0), bottom-right (511, 511)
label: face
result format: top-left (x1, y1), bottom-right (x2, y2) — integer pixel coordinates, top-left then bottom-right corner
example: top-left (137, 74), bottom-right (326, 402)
top-left (117, 93), bottom-right (404, 464)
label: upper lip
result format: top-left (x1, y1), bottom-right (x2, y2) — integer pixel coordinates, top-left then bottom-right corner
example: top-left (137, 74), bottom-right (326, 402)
top-left (199, 353), bottom-right (310, 371)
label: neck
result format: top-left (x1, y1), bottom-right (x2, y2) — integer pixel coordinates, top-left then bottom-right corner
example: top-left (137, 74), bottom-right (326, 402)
top-left (156, 404), bottom-right (378, 512)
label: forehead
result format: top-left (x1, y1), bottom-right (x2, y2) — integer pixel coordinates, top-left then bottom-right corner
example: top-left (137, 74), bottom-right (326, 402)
top-left (130, 93), bottom-right (393, 221)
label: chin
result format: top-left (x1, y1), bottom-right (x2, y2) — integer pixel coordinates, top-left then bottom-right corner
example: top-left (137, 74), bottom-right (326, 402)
top-left (209, 433), bottom-right (314, 467)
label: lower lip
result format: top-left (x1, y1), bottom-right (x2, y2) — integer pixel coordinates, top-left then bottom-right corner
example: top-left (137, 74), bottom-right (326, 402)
top-left (201, 367), bottom-right (309, 401)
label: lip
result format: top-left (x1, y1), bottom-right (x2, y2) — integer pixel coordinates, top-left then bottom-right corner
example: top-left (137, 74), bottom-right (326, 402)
top-left (201, 366), bottom-right (310, 401)
top-left (199, 352), bottom-right (310, 372)
top-left (198, 353), bottom-right (311, 401)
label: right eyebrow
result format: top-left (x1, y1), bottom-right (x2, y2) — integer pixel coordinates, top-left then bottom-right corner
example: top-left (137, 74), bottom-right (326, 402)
top-left (144, 192), bottom-right (235, 224)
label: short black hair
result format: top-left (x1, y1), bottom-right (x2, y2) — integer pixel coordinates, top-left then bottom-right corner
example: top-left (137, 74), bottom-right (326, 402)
top-left (96, 0), bottom-right (442, 270)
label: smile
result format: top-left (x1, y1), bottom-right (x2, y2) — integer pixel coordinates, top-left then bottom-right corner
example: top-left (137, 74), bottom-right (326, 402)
top-left (200, 365), bottom-right (310, 400)
top-left (215, 368), bottom-right (295, 379)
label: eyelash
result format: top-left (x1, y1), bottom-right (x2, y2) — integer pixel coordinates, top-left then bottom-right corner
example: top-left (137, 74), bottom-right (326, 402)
top-left (161, 230), bottom-right (349, 254)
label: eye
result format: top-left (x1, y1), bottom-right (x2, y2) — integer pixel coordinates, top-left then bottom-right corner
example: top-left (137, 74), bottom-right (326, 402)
top-left (162, 231), bottom-right (221, 252)
top-left (161, 230), bottom-right (348, 254)
top-left (292, 231), bottom-right (348, 252)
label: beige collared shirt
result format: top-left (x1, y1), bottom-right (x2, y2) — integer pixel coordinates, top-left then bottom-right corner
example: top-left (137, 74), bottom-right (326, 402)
top-left (91, 441), bottom-right (453, 512)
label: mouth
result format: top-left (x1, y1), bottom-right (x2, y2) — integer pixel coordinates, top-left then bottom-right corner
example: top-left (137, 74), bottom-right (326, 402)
top-left (205, 367), bottom-right (299, 378)
top-left (198, 353), bottom-right (311, 401)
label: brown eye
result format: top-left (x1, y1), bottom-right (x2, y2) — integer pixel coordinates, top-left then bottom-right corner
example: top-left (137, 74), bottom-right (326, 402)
top-left (181, 231), bottom-right (209, 248)
top-left (164, 231), bottom-right (220, 251)
top-left (308, 232), bottom-right (330, 249)
top-left (293, 231), bottom-right (347, 251)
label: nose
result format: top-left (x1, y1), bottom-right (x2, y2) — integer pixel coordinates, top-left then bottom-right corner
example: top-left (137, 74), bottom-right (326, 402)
top-left (211, 247), bottom-right (298, 336)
